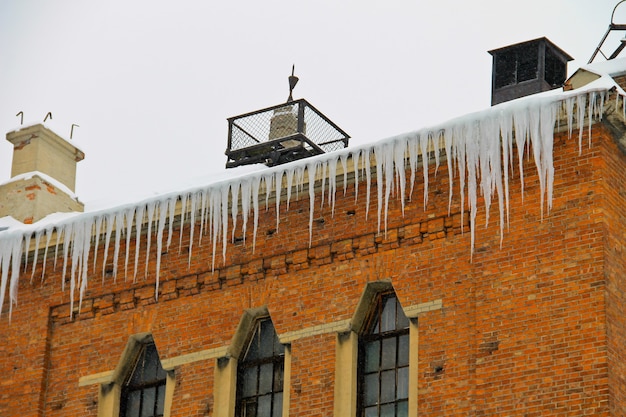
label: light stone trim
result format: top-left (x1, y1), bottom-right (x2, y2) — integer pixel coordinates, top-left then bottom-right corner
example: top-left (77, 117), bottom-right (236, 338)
top-left (279, 319), bottom-right (351, 344)
top-left (160, 346), bottom-right (228, 370)
top-left (79, 370), bottom-right (115, 387)
top-left (404, 298), bottom-right (443, 318)
top-left (79, 301), bottom-right (442, 388)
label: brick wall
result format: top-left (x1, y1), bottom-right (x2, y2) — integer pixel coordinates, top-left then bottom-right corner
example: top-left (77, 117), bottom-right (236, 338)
top-left (0, 121), bottom-right (624, 416)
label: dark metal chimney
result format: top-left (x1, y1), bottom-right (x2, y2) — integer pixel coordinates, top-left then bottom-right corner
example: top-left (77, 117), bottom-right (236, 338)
top-left (489, 37), bottom-right (573, 106)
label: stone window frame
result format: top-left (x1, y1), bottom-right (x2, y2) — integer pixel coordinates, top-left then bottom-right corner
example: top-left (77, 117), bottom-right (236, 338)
top-left (214, 307), bottom-right (292, 417)
top-left (334, 281), bottom-right (419, 417)
top-left (96, 333), bottom-right (176, 417)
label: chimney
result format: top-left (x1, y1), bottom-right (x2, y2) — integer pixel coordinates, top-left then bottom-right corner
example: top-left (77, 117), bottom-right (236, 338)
top-left (0, 124), bottom-right (85, 224)
top-left (489, 37), bottom-right (573, 106)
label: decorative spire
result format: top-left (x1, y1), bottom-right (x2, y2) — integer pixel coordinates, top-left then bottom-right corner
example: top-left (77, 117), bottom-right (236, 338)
top-left (287, 65), bottom-right (299, 102)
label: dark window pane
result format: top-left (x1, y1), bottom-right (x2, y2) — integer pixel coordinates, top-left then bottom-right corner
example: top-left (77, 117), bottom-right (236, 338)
top-left (380, 403), bottom-right (394, 417)
top-left (365, 406), bottom-right (378, 417)
top-left (243, 367), bottom-right (258, 397)
top-left (380, 370), bottom-right (395, 403)
top-left (397, 367), bottom-right (409, 400)
top-left (396, 301), bottom-right (409, 330)
top-left (381, 338), bottom-right (396, 369)
top-left (364, 373), bottom-right (379, 406)
top-left (156, 385), bottom-right (165, 416)
top-left (397, 334), bottom-right (409, 367)
top-left (272, 392), bottom-right (283, 417)
top-left (397, 400), bottom-right (408, 417)
top-left (365, 341), bottom-right (380, 373)
top-left (259, 321), bottom-right (274, 358)
top-left (273, 362), bottom-right (284, 391)
top-left (141, 387), bottom-right (156, 417)
top-left (259, 363), bottom-right (273, 395)
top-left (380, 296), bottom-right (396, 332)
top-left (258, 394), bottom-right (272, 417)
top-left (126, 390), bottom-right (141, 417)
top-left (244, 400), bottom-right (257, 417)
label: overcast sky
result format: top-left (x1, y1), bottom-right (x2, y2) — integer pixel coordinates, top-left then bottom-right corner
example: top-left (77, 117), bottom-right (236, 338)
top-left (1, 0), bottom-right (624, 208)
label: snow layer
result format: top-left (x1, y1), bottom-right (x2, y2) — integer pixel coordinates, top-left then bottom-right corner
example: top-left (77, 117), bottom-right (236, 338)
top-left (0, 80), bottom-right (620, 319)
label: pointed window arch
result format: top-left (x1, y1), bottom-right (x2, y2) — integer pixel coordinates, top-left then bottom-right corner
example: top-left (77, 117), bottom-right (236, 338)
top-left (236, 317), bottom-right (285, 417)
top-left (120, 341), bottom-right (167, 417)
top-left (358, 292), bottom-right (410, 417)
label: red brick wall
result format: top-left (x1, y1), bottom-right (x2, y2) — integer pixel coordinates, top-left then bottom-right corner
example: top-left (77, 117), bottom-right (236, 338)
top-left (0, 121), bottom-right (623, 416)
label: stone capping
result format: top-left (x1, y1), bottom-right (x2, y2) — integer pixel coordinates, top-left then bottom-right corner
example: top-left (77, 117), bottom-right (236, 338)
top-left (77, 298), bottom-right (442, 387)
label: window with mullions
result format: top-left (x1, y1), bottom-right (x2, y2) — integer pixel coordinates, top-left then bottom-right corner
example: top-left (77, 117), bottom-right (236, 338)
top-left (120, 342), bottom-right (167, 417)
top-left (236, 318), bottom-right (285, 417)
top-left (359, 293), bottom-right (410, 417)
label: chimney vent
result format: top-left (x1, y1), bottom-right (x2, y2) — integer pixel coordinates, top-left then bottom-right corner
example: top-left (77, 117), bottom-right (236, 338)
top-left (489, 37), bottom-right (573, 106)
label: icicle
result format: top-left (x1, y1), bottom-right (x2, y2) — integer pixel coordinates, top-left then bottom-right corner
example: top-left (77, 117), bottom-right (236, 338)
top-left (419, 131), bottom-right (430, 210)
top-left (154, 199), bottom-right (170, 300)
top-left (251, 175), bottom-right (261, 252)
top-left (499, 110), bottom-right (513, 228)
top-left (144, 202), bottom-right (156, 278)
top-left (340, 153), bottom-right (349, 196)
top-left (407, 133), bottom-right (419, 202)
top-left (393, 137), bottom-right (407, 217)
top-left (221, 184), bottom-right (230, 264)
top-left (577, 94), bottom-right (586, 154)
top-left (132, 205), bottom-right (145, 281)
top-left (328, 157), bottom-right (339, 216)
top-left (443, 128), bottom-right (454, 215)
top-left (178, 193), bottom-right (189, 253)
top-left (188, 192), bottom-right (199, 267)
top-left (30, 230), bottom-right (43, 282)
top-left (112, 211), bottom-right (126, 280)
top-left (274, 172), bottom-right (282, 232)
top-left (363, 147), bottom-right (372, 220)
top-left (353, 150), bottom-right (360, 203)
top-left (92, 215), bottom-right (104, 274)
top-left (307, 161), bottom-right (319, 246)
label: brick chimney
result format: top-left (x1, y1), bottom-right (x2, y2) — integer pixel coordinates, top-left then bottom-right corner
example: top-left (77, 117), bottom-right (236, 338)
top-left (0, 124), bottom-right (85, 224)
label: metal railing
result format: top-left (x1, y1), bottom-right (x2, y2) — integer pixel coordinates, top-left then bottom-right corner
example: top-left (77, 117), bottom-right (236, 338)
top-left (225, 99), bottom-right (350, 168)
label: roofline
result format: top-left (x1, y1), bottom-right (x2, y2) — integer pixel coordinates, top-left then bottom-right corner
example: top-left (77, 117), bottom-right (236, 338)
top-left (488, 37), bottom-right (574, 61)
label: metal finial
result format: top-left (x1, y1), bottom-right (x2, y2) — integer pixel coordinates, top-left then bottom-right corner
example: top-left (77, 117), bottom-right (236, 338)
top-left (287, 65), bottom-right (299, 102)
top-left (44, 112), bottom-right (52, 122)
top-left (16, 111), bottom-right (23, 125)
top-left (70, 124), bottom-right (79, 139)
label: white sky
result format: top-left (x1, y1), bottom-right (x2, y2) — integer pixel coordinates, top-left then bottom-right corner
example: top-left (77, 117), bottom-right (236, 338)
top-left (1, 0), bottom-right (625, 208)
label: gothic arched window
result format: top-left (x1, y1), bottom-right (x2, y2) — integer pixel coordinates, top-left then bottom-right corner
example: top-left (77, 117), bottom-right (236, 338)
top-left (120, 342), bottom-right (167, 417)
top-left (358, 292), bottom-right (410, 417)
top-left (236, 318), bottom-right (285, 417)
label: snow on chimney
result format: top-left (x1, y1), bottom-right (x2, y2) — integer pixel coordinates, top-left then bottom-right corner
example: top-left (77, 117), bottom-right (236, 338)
top-left (0, 124), bottom-right (84, 224)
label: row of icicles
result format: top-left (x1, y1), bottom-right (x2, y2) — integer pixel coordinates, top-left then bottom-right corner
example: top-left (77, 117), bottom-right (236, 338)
top-left (0, 88), bottom-right (616, 319)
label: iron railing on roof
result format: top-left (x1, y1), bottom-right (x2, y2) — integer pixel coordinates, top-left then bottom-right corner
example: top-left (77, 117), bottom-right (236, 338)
top-left (225, 99), bottom-right (350, 168)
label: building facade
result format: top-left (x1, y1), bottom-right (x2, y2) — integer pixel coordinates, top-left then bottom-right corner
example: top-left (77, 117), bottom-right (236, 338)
top-left (1, 59), bottom-right (626, 416)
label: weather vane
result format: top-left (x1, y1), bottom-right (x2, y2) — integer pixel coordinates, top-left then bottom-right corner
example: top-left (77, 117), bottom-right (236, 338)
top-left (287, 65), bottom-right (299, 102)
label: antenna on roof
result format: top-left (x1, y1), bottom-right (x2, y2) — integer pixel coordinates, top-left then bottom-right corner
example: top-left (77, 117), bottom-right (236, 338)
top-left (16, 111), bottom-right (23, 125)
top-left (589, 0), bottom-right (626, 63)
top-left (287, 65), bottom-right (299, 102)
top-left (44, 112), bottom-right (52, 122)
top-left (70, 124), bottom-right (79, 139)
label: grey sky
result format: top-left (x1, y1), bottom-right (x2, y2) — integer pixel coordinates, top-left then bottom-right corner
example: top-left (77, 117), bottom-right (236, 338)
top-left (0, 0), bottom-right (623, 207)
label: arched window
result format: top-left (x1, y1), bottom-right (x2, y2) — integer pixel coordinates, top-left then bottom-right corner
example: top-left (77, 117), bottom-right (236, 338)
top-left (236, 318), bottom-right (285, 417)
top-left (359, 292), bottom-right (410, 417)
top-left (120, 342), bottom-right (167, 417)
